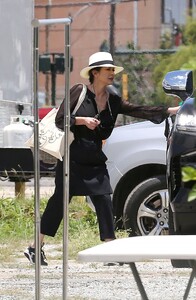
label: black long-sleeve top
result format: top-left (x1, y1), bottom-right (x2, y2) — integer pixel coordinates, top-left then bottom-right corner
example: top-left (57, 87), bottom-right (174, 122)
top-left (56, 83), bottom-right (169, 141)
top-left (55, 83), bottom-right (169, 196)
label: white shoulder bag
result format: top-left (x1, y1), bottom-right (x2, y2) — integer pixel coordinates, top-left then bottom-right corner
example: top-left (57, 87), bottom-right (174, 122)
top-left (25, 84), bottom-right (87, 161)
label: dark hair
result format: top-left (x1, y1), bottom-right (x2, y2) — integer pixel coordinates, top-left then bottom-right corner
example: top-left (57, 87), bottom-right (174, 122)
top-left (89, 67), bottom-right (101, 84)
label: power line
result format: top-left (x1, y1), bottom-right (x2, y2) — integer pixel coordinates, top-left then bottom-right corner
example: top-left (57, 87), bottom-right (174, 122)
top-left (35, 0), bottom-right (144, 8)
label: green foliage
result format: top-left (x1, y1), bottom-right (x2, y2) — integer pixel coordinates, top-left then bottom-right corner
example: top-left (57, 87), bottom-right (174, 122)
top-left (113, 45), bottom-right (166, 125)
top-left (114, 18), bottom-right (196, 114)
top-left (153, 45), bottom-right (196, 104)
top-left (160, 32), bottom-right (173, 49)
top-left (155, 47), bottom-right (195, 101)
top-left (0, 195), bottom-right (128, 261)
top-left (0, 197), bottom-right (35, 239)
top-left (0, 196), bottom-right (98, 238)
top-left (116, 50), bottom-right (160, 107)
top-left (188, 185), bottom-right (196, 203)
top-left (0, 196), bottom-right (101, 259)
top-left (182, 166), bottom-right (196, 182)
top-left (153, 17), bottom-right (196, 105)
top-left (182, 166), bottom-right (196, 202)
top-left (183, 17), bottom-right (196, 45)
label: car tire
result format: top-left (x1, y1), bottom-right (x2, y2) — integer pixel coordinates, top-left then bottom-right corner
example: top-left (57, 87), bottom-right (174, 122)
top-left (123, 175), bottom-right (169, 236)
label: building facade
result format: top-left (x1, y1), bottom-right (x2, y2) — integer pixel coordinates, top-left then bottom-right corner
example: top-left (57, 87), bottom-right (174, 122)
top-left (35, 0), bottom-right (191, 104)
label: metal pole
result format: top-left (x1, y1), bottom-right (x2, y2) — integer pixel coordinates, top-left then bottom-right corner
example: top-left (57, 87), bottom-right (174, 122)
top-left (32, 17), bottom-right (71, 300)
top-left (32, 18), bottom-right (71, 27)
top-left (63, 23), bottom-right (71, 300)
top-left (33, 26), bottom-right (41, 300)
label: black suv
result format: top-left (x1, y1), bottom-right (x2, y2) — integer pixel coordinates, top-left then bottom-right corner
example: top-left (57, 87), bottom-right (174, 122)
top-left (163, 70), bottom-right (196, 267)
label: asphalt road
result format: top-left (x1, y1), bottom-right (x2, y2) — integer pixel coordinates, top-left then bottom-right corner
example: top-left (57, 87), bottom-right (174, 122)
top-left (0, 177), bottom-right (55, 198)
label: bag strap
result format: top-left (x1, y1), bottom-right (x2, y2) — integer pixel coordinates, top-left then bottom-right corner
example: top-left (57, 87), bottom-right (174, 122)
top-left (72, 84), bottom-right (87, 115)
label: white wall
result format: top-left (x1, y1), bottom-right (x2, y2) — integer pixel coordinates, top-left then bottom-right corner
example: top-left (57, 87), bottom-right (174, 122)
top-left (164, 0), bottom-right (187, 25)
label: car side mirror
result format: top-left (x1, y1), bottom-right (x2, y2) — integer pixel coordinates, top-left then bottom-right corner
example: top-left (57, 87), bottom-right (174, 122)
top-left (162, 70), bottom-right (193, 101)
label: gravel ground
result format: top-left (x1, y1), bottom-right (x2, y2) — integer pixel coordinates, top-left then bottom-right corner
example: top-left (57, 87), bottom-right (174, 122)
top-left (1, 180), bottom-right (196, 299)
top-left (0, 253), bottom-right (196, 300)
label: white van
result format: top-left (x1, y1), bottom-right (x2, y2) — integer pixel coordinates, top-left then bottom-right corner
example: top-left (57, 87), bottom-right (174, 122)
top-left (103, 120), bottom-right (168, 236)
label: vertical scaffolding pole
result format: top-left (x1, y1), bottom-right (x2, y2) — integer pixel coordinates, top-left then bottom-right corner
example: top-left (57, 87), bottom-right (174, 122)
top-left (33, 25), bottom-right (41, 300)
top-left (63, 23), bottom-right (71, 300)
top-left (32, 17), bottom-right (71, 300)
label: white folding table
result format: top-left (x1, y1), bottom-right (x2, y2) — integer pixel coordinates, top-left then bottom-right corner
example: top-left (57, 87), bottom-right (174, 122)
top-left (78, 235), bottom-right (196, 300)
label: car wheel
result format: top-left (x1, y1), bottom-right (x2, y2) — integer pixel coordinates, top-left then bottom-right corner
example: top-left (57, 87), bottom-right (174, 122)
top-left (123, 175), bottom-right (169, 236)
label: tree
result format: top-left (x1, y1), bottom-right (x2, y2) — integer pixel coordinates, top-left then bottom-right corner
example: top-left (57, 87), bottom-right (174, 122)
top-left (153, 18), bottom-right (196, 105)
top-left (113, 45), bottom-right (164, 124)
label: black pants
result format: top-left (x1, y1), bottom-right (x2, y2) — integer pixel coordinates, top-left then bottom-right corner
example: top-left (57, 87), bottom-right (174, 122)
top-left (41, 161), bottom-right (116, 241)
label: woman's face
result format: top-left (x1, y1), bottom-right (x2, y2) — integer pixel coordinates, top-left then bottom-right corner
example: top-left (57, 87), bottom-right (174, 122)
top-left (93, 67), bottom-right (115, 85)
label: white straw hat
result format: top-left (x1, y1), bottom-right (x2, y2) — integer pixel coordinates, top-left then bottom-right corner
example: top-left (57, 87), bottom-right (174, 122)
top-left (80, 52), bottom-right (124, 79)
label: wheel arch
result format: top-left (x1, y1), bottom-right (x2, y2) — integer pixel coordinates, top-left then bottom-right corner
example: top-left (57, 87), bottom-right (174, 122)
top-left (113, 163), bottom-right (166, 229)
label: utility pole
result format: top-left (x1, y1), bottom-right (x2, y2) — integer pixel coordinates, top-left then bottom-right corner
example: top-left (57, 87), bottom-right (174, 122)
top-left (109, 2), bottom-right (116, 56)
top-left (45, 0), bottom-right (52, 105)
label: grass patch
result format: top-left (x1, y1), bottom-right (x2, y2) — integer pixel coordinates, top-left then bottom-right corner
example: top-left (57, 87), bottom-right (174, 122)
top-left (0, 195), bottom-right (128, 262)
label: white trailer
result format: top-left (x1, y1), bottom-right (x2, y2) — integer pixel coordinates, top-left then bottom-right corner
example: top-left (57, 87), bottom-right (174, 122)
top-left (0, 0), bottom-right (55, 187)
top-left (0, 0), bottom-right (33, 137)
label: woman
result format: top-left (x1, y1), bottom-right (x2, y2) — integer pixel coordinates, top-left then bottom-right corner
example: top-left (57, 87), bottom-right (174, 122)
top-left (24, 52), bottom-right (179, 265)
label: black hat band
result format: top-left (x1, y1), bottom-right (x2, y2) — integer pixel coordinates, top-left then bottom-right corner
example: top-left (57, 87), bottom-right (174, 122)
top-left (89, 60), bottom-right (114, 67)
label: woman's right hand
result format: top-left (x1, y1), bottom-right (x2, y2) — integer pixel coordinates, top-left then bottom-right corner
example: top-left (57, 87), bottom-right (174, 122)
top-left (84, 117), bottom-right (101, 130)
